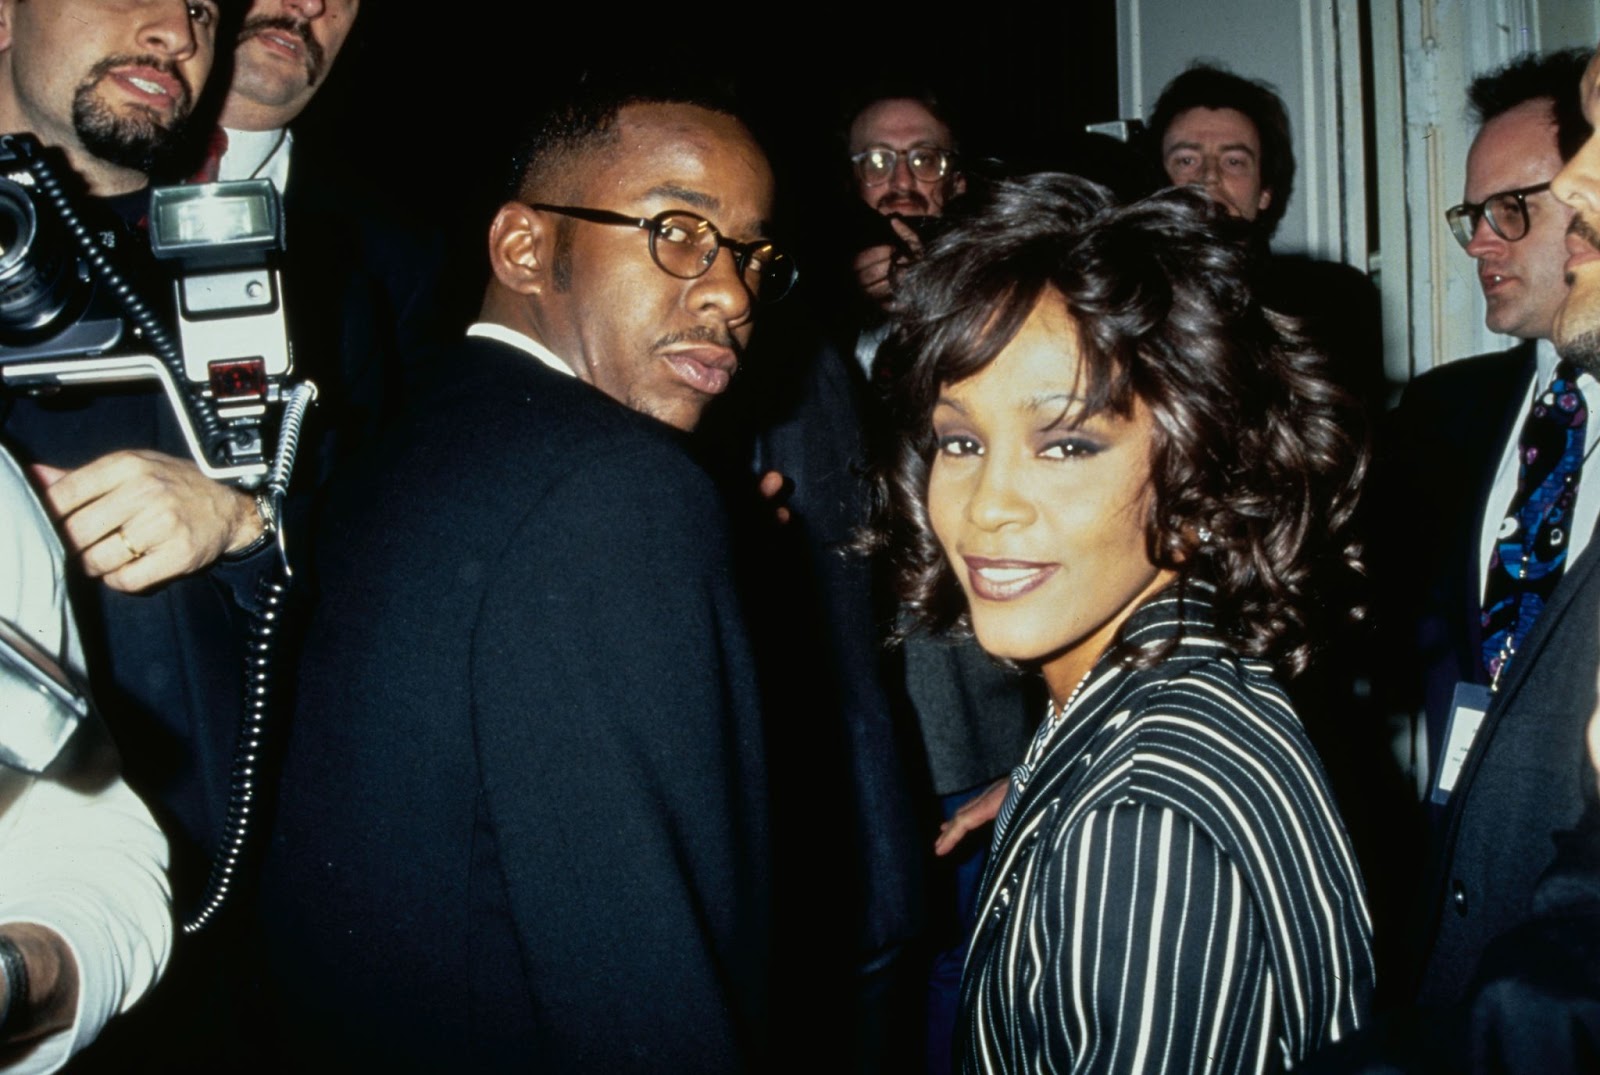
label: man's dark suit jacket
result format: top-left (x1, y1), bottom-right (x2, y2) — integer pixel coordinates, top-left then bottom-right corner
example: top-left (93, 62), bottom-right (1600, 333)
top-left (1414, 511), bottom-right (1600, 1005)
top-left (274, 144), bottom-right (471, 485)
top-left (1381, 343), bottom-right (1600, 1006)
top-left (1377, 342), bottom-right (1536, 771)
top-left (257, 337), bottom-right (771, 1071)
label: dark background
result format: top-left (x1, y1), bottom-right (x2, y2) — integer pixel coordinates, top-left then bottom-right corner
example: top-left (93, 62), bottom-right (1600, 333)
top-left (282, 6), bottom-right (1127, 309)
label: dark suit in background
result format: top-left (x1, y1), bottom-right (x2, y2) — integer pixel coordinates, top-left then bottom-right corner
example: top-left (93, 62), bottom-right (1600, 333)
top-left (1371, 342), bottom-right (1543, 1004)
top-left (274, 147), bottom-right (474, 487)
top-left (1376, 340), bottom-right (1600, 1006)
top-left (256, 337), bottom-right (771, 1071)
top-left (1376, 342), bottom-right (1536, 764)
top-left (1414, 525), bottom-right (1600, 1005)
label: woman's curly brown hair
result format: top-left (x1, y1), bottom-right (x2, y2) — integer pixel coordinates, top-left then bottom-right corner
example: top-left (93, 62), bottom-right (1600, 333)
top-left (864, 174), bottom-right (1366, 677)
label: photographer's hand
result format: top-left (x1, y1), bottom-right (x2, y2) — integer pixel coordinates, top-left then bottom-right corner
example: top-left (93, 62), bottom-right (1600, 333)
top-left (851, 216), bottom-right (924, 304)
top-left (33, 451), bottom-right (263, 593)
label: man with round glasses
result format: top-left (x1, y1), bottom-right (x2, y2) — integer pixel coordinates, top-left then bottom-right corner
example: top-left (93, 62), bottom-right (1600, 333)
top-left (254, 83), bottom-right (777, 1070)
top-left (1374, 47), bottom-right (1600, 1008)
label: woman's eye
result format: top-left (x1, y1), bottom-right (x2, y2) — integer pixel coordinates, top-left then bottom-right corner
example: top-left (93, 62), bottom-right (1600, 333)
top-left (936, 435), bottom-right (982, 457)
top-left (1039, 437), bottom-right (1101, 460)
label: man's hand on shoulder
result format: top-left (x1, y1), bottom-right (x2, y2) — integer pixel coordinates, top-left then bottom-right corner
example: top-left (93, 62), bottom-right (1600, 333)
top-left (32, 451), bottom-right (263, 593)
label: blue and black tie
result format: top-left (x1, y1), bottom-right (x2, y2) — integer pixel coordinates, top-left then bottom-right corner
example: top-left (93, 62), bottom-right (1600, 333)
top-left (1481, 362), bottom-right (1587, 682)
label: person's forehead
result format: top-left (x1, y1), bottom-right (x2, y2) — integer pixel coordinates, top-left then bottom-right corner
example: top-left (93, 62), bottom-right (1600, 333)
top-left (586, 103), bottom-right (773, 231)
top-left (1466, 100), bottom-right (1561, 197)
top-left (1162, 106), bottom-right (1261, 150)
top-left (849, 98), bottom-right (952, 152)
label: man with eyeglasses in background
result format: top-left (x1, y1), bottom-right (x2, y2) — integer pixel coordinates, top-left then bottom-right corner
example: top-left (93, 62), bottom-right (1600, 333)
top-left (846, 93), bottom-right (965, 318)
top-left (251, 80), bottom-right (785, 1071)
top-left (723, 88), bottom-right (1038, 1074)
top-left (1372, 47), bottom-right (1600, 1009)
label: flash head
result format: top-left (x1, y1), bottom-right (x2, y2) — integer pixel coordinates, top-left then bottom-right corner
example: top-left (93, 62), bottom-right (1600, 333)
top-left (150, 182), bottom-right (282, 269)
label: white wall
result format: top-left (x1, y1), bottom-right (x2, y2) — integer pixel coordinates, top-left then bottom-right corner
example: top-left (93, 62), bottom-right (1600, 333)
top-left (1117, 0), bottom-right (1367, 263)
top-left (1118, 0), bottom-right (1600, 386)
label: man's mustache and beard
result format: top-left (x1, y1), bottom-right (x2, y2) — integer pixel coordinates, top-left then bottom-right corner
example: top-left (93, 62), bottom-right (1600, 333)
top-left (875, 188), bottom-right (931, 215)
top-left (1561, 213), bottom-right (1600, 377)
top-left (71, 54), bottom-right (194, 175)
top-left (238, 15), bottom-right (328, 89)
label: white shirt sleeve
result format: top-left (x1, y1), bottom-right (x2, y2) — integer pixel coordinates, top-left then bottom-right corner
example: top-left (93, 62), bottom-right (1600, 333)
top-left (0, 449), bottom-right (172, 1073)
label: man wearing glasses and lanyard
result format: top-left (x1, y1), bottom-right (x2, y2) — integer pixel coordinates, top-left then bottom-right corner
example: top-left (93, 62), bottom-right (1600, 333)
top-left (1375, 48), bottom-right (1597, 1007)
top-left (254, 83), bottom-right (787, 1071)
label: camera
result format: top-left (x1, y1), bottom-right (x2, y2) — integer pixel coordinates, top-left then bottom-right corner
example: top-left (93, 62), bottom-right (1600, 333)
top-left (0, 133), bottom-right (299, 488)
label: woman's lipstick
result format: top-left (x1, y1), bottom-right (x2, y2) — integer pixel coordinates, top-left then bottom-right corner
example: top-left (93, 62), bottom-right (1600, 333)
top-left (962, 556), bottom-right (1059, 601)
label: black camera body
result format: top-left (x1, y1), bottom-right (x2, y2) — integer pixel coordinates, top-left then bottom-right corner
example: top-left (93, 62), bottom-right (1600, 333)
top-left (0, 134), bottom-right (297, 488)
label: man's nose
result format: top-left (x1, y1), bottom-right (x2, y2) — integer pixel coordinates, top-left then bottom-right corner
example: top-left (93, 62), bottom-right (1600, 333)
top-left (688, 246), bottom-right (755, 335)
top-left (143, 1), bottom-right (201, 59)
top-left (1464, 212), bottom-right (1505, 259)
top-left (1555, 134), bottom-right (1600, 219)
top-left (889, 154), bottom-right (916, 192)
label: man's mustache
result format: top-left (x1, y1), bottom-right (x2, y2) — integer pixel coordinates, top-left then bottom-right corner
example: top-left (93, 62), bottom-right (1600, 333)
top-left (239, 15), bottom-right (327, 86)
top-left (1570, 213), bottom-right (1600, 256)
top-left (655, 324), bottom-right (743, 355)
top-left (876, 189), bottom-right (931, 214)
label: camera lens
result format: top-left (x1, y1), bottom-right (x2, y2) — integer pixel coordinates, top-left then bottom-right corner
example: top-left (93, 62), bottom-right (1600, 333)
top-left (0, 179), bottom-right (80, 341)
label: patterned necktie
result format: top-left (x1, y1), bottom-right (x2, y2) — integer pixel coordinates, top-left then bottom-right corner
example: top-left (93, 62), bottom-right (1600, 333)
top-left (1481, 361), bottom-right (1588, 683)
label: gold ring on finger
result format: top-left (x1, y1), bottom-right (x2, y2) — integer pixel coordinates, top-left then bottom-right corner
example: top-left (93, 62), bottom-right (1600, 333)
top-left (116, 529), bottom-right (144, 560)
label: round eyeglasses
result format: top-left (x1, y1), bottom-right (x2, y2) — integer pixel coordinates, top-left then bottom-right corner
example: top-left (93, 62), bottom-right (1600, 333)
top-left (1445, 181), bottom-right (1553, 248)
top-left (850, 146), bottom-right (953, 187)
top-left (526, 204), bottom-right (796, 303)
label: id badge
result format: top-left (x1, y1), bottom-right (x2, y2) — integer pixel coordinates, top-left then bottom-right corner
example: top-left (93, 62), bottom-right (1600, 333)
top-left (1430, 682), bottom-right (1493, 805)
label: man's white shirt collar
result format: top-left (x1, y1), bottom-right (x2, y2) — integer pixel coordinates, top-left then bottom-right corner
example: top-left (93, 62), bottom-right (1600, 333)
top-left (219, 127), bottom-right (292, 190)
top-left (466, 322), bottom-right (577, 379)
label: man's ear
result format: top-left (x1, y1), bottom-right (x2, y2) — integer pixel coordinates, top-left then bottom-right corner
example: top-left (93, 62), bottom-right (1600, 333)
top-left (950, 172), bottom-right (967, 199)
top-left (487, 201), bottom-right (550, 297)
top-left (0, 1), bottom-right (15, 53)
top-left (1257, 187), bottom-right (1273, 213)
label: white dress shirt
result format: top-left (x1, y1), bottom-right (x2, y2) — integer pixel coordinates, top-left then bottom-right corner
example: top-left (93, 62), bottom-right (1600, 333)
top-left (218, 127), bottom-right (292, 190)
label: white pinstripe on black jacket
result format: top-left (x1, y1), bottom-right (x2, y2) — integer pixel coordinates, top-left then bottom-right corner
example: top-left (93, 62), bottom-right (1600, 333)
top-left (959, 582), bottom-right (1374, 1074)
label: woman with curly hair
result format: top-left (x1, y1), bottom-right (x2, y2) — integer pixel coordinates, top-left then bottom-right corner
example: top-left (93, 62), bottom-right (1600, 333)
top-left (870, 176), bottom-right (1375, 1073)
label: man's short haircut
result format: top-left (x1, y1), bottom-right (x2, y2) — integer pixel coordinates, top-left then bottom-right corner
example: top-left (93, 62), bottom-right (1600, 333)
top-left (501, 77), bottom-right (749, 290)
top-left (1148, 64), bottom-right (1294, 238)
top-left (842, 84), bottom-right (961, 153)
top-left (1468, 48), bottom-right (1593, 162)
top-left (502, 76), bottom-right (744, 204)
